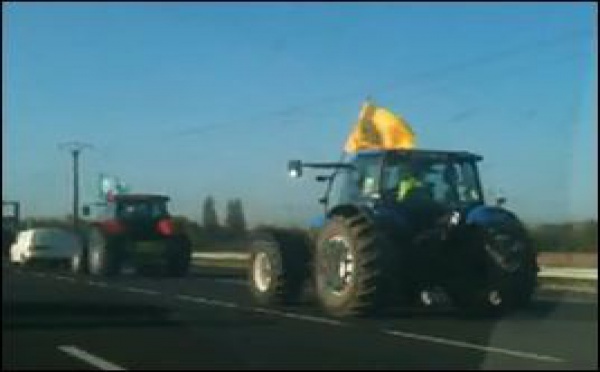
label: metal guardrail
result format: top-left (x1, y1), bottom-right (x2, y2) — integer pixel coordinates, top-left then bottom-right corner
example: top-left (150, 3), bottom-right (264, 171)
top-left (193, 252), bottom-right (250, 260)
top-left (537, 267), bottom-right (597, 280)
top-left (192, 252), bottom-right (598, 281)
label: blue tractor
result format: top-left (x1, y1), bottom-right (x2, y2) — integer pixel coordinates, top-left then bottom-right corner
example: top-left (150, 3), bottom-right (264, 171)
top-left (247, 149), bottom-right (538, 317)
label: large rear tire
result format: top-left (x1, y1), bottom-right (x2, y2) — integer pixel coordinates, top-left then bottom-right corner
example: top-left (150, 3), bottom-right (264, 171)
top-left (315, 214), bottom-right (396, 317)
top-left (248, 229), bottom-right (311, 306)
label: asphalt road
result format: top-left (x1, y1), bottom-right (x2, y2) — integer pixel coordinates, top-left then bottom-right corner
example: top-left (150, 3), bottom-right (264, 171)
top-left (3, 264), bottom-right (598, 370)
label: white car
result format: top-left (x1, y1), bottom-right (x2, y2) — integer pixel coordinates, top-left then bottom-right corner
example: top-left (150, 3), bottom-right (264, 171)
top-left (10, 228), bottom-right (82, 267)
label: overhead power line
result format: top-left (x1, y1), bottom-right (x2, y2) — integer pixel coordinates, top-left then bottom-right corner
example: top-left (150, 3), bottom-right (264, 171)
top-left (163, 28), bottom-right (594, 139)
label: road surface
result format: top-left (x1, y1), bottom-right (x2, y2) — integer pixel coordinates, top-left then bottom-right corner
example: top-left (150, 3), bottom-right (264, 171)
top-left (3, 264), bottom-right (597, 370)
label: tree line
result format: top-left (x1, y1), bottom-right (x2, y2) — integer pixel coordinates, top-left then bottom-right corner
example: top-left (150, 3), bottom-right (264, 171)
top-left (527, 220), bottom-right (597, 253)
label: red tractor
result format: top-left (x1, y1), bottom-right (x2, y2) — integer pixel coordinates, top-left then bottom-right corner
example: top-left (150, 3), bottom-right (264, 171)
top-left (72, 194), bottom-right (191, 277)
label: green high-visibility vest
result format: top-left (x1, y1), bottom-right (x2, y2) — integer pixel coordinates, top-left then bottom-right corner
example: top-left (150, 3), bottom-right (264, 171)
top-left (398, 177), bottom-right (423, 200)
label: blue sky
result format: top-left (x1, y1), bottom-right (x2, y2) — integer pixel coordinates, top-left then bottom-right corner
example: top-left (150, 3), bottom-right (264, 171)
top-left (3, 2), bottom-right (597, 226)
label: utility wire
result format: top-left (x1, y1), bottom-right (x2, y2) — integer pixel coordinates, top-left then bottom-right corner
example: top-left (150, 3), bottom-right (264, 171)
top-left (161, 28), bottom-right (594, 139)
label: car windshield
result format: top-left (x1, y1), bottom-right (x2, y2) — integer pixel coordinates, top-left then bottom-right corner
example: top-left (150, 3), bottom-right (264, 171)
top-left (382, 155), bottom-right (483, 205)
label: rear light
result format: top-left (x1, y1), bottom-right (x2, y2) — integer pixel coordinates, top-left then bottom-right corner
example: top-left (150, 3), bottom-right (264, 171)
top-left (102, 220), bottom-right (124, 234)
top-left (157, 219), bottom-right (174, 236)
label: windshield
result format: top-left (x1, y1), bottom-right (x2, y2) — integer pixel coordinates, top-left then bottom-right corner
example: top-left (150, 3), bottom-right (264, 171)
top-left (116, 201), bottom-right (168, 220)
top-left (382, 155), bottom-right (483, 205)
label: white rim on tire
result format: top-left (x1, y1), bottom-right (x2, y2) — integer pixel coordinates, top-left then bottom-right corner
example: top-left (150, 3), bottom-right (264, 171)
top-left (489, 290), bottom-right (503, 306)
top-left (72, 253), bottom-right (81, 272)
top-left (90, 245), bottom-right (102, 274)
top-left (320, 235), bottom-right (354, 296)
top-left (337, 240), bottom-right (354, 287)
top-left (421, 290), bottom-right (434, 306)
top-left (253, 252), bottom-right (272, 292)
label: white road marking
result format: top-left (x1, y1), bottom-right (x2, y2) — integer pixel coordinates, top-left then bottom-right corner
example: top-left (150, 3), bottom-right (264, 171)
top-left (54, 275), bottom-right (76, 282)
top-left (176, 294), bottom-right (344, 326)
top-left (66, 274), bottom-right (574, 365)
top-left (176, 294), bottom-right (238, 308)
top-left (120, 286), bottom-right (160, 296)
top-left (58, 345), bottom-right (126, 370)
top-left (383, 329), bottom-right (565, 363)
top-left (279, 312), bottom-right (345, 326)
top-left (88, 281), bottom-right (110, 288)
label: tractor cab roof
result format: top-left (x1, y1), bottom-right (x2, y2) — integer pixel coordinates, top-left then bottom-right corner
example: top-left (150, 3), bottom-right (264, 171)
top-left (351, 148), bottom-right (483, 162)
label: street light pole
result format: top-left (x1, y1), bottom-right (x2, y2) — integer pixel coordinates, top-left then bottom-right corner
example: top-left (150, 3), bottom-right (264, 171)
top-left (59, 141), bottom-right (93, 232)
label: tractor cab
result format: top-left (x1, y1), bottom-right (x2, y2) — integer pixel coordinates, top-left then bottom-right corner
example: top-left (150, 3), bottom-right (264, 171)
top-left (291, 149), bottom-right (486, 232)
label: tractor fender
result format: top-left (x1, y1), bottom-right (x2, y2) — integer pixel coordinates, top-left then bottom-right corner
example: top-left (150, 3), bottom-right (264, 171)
top-left (465, 205), bottom-right (527, 234)
top-left (326, 204), bottom-right (374, 222)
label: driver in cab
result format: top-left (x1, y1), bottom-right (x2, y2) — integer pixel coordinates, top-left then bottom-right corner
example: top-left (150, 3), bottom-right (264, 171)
top-left (396, 162), bottom-right (431, 202)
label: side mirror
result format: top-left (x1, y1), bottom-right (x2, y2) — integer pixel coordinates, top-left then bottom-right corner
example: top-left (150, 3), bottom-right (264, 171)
top-left (496, 196), bottom-right (507, 207)
top-left (288, 160), bottom-right (303, 178)
top-left (82, 205), bottom-right (91, 216)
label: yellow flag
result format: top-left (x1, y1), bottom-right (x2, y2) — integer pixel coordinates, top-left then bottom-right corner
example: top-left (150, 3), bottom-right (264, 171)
top-left (344, 101), bottom-right (416, 152)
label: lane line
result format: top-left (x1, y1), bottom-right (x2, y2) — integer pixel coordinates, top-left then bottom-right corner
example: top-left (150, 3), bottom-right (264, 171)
top-left (176, 294), bottom-right (344, 325)
top-left (120, 286), bottom-right (160, 296)
top-left (65, 275), bottom-right (573, 365)
top-left (279, 312), bottom-right (345, 326)
top-left (176, 294), bottom-right (238, 308)
top-left (88, 281), bottom-right (110, 288)
top-left (383, 329), bottom-right (565, 363)
top-left (54, 275), bottom-right (76, 282)
top-left (58, 345), bottom-right (126, 370)
top-left (174, 293), bottom-right (564, 364)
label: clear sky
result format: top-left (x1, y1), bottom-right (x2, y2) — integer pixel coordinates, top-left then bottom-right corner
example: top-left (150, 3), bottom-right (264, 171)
top-left (3, 2), bottom-right (598, 227)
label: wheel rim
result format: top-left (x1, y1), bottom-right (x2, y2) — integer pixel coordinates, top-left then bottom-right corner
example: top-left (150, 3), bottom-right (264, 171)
top-left (488, 289), bottom-right (503, 306)
top-left (89, 231), bottom-right (103, 274)
top-left (72, 253), bottom-right (81, 271)
top-left (253, 252), bottom-right (272, 292)
top-left (318, 236), bottom-right (354, 296)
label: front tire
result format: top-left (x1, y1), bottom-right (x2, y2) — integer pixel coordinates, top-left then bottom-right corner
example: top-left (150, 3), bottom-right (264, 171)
top-left (315, 214), bottom-right (396, 317)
